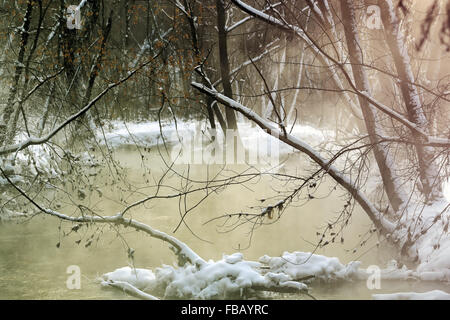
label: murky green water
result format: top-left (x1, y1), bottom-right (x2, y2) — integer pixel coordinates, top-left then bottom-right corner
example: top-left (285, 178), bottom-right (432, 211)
top-left (1, 145), bottom-right (449, 299)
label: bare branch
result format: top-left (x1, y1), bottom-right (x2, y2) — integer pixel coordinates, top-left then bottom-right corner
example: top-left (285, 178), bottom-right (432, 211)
top-left (0, 54), bottom-right (164, 156)
top-left (191, 82), bottom-right (396, 235)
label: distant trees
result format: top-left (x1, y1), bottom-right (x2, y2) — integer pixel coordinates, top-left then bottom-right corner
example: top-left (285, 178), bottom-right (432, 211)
top-left (193, 0), bottom-right (450, 261)
top-left (0, 0), bottom-right (449, 272)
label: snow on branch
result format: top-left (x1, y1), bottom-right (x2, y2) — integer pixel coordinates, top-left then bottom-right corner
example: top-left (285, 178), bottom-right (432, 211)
top-left (226, 2), bottom-right (282, 32)
top-left (230, 0), bottom-right (450, 148)
top-left (101, 253), bottom-right (309, 299)
top-left (76, 0), bottom-right (88, 11)
top-left (0, 166), bottom-right (205, 267)
top-left (129, 27), bottom-right (173, 70)
top-left (191, 82), bottom-right (395, 234)
top-left (100, 250), bottom-right (426, 299)
top-left (0, 53), bottom-right (164, 156)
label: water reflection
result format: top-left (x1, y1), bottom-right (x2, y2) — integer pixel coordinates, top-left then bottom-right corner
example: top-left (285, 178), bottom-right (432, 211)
top-left (0, 145), bottom-right (449, 299)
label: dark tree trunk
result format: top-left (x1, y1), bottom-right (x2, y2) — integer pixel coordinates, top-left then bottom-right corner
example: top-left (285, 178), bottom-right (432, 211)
top-left (216, 0), bottom-right (238, 130)
top-left (341, 0), bottom-right (405, 212)
top-left (0, 0), bottom-right (33, 146)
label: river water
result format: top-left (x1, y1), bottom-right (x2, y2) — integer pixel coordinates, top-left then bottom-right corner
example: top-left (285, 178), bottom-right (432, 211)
top-left (1, 144), bottom-right (449, 299)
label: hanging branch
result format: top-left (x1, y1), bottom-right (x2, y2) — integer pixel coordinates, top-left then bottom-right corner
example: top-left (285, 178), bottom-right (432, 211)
top-left (191, 81), bottom-right (396, 235)
top-left (0, 52), bottom-right (165, 156)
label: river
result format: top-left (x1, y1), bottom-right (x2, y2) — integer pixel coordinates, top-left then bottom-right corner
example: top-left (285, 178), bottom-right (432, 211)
top-left (1, 143), bottom-right (449, 299)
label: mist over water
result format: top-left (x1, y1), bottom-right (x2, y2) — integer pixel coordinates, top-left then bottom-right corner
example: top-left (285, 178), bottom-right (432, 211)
top-left (2, 145), bottom-right (449, 299)
top-left (0, 0), bottom-right (448, 302)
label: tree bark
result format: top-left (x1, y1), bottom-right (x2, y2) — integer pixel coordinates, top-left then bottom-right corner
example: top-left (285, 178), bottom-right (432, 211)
top-left (341, 0), bottom-right (405, 212)
top-left (378, 0), bottom-right (440, 199)
top-left (182, 0), bottom-right (227, 133)
top-left (192, 82), bottom-right (395, 235)
top-left (216, 0), bottom-right (238, 130)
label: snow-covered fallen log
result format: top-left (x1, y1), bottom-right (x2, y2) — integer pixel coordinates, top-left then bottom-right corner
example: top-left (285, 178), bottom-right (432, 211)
top-left (100, 253), bottom-right (309, 300)
top-left (99, 251), bottom-right (450, 300)
top-left (258, 252), bottom-right (425, 282)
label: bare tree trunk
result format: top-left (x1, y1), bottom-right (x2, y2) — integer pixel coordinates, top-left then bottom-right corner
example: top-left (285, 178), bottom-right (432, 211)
top-left (5, 0), bottom-right (45, 144)
top-left (341, 0), bottom-right (405, 212)
top-left (60, 0), bottom-right (78, 88)
top-left (216, 0), bottom-right (238, 130)
top-left (70, 10), bottom-right (113, 143)
top-left (268, 39), bottom-right (286, 122)
top-left (287, 9), bottom-right (311, 123)
top-left (181, 0), bottom-right (226, 133)
top-left (124, 0), bottom-right (130, 48)
top-left (0, 0), bottom-right (33, 146)
top-left (378, 0), bottom-right (440, 199)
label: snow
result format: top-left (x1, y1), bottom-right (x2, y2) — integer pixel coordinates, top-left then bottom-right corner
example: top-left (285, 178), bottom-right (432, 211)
top-left (95, 120), bottom-right (333, 166)
top-left (76, 0), bottom-right (88, 11)
top-left (373, 290), bottom-right (450, 300)
top-left (100, 252), bottom-right (308, 299)
top-left (97, 120), bottom-right (197, 148)
top-left (153, 254), bottom-right (270, 299)
top-left (101, 267), bottom-right (155, 291)
top-left (97, 120), bottom-right (330, 149)
top-left (259, 251), bottom-right (361, 282)
top-left (390, 198), bottom-right (450, 280)
top-left (100, 251), bottom-right (447, 299)
top-left (369, 260), bottom-right (416, 281)
top-left (0, 133), bottom-right (61, 187)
